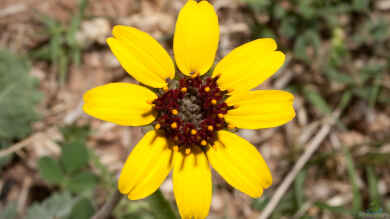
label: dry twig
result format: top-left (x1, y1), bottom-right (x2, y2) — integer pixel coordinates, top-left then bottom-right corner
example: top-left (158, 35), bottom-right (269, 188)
top-left (258, 109), bottom-right (342, 219)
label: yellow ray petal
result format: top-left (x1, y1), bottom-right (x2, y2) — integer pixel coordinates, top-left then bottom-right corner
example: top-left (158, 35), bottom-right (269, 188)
top-left (107, 25), bottom-right (175, 88)
top-left (173, 149), bottom-right (212, 219)
top-left (174, 0), bottom-right (219, 76)
top-left (83, 83), bottom-right (157, 126)
top-left (118, 131), bottom-right (173, 200)
top-left (225, 90), bottom-right (295, 129)
top-left (212, 38), bottom-right (285, 93)
top-left (207, 131), bottom-right (272, 198)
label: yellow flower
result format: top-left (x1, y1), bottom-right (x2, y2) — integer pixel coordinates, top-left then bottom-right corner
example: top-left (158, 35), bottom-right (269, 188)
top-left (83, 1), bottom-right (295, 218)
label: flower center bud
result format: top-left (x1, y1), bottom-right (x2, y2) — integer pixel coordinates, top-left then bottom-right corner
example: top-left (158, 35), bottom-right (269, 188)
top-left (152, 76), bottom-right (232, 153)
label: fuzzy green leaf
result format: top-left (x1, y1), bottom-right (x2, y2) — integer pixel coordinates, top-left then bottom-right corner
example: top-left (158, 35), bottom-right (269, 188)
top-left (0, 202), bottom-right (18, 219)
top-left (26, 192), bottom-right (76, 219)
top-left (0, 49), bottom-right (42, 145)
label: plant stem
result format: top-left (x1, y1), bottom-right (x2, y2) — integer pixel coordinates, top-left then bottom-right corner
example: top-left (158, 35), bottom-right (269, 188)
top-left (91, 190), bottom-right (123, 219)
top-left (148, 189), bottom-right (178, 219)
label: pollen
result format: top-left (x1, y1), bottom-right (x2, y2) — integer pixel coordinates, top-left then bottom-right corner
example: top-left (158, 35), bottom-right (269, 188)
top-left (191, 129), bottom-right (197, 135)
top-left (211, 99), bottom-right (217, 105)
top-left (207, 125), bottom-right (214, 131)
top-left (180, 87), bottom-right (187, 93)
top-left (171, 122), bottom-right (178, 129)
top-left (173, 145), bottom-right (179, 152)
top-left (204, 86), bottom-right (210, 92)
top-left (155, 123), bottom-right (161, 130)
top-left (185, 148), bottom-right (191, 154)
top-left (171, 109), bottom-right (179, 115)
top-left (217, 113), bottom-right (224, 119)
top-left (201, 140), bottom-right (207, 146)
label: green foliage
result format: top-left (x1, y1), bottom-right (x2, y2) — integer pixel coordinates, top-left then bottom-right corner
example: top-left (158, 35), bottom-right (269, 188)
top-left (38, 156), bottom-right (65, 184)
top-left (25, 192), bottom-right (95, 219)
top-left (0, 49), bottom-right (42, 143)
top-left (0, 202), bottom-right (18, 219)
top-left (114, 189), bottom-right (178, 219)
top-left (31, 0), bottom-right (89, 85)
top-left (366, 166), bottom-right (381, 210)
top-left (303, 86), bottom-right (332, 115)
top-left (0, 49), bottom-right (42, 168)
top-left (61, 124), bottom-right (90, 143)
top-left (243, 0), bottom-right (389, 110)
top-left (67, 198), bottom-right (95, 219)
top-left (60, 141), bottom-right (90, 173)
top-left (146, 190), bottom-right (178, 219)
top-left (37, 125), bottom-right (97, 193)
top-left (344, 147), bottom-right (363, 212)
top-left (67, 171), bottom-right (98, 193)
top-left (294, 170), bottom-right (306, 209)
top-left (26, 192), bottom-right (76, 219)
top-left (252, 195), bottom-right (270, 211)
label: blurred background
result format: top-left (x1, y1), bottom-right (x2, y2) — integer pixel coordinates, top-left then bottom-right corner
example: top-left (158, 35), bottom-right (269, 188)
top-left (0, 0), bottom-right (389, 218)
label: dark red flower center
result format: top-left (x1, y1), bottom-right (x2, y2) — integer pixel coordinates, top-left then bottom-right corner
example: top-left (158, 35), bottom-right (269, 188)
top-left (152, 75), bottom-right (233, 154)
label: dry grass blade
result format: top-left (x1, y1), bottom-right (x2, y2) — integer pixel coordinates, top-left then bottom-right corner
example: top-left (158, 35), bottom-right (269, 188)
top-left (258, 109), bottom-right (342, 219)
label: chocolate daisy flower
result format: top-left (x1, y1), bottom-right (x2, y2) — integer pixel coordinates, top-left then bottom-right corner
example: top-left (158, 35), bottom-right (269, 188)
top-left (83, 1), bottom-right (295, 218)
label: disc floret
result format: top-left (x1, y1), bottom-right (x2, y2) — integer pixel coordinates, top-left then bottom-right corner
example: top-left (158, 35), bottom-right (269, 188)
top-left (152, 76), bottom-right (232, 153)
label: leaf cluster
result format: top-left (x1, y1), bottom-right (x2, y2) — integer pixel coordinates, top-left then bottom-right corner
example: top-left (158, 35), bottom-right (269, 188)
top-left (0, 49), bottom-right (42, 168)
top-left (31, 0), bottom-right (89, 85)
top-left (38, 125), bottom-right (97, 194)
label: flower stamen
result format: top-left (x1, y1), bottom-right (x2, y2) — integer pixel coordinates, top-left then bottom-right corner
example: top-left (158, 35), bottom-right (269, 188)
top-left (171, 122), bottom-right (178, 129)
top-left (171, 109), bottom-right (179, 115)
top-left (191, 129), bottom-right (197, 135)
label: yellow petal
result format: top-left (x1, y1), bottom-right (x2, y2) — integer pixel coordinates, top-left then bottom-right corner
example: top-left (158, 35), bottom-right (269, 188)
top-left (212, 38), bottom-right (285, 93)
top-left (118, 131), bottom-right (173, 200)
top-left (83, 83), bottom-right (157, 126)
top-left (173, 0), bottom-right (219, 76)
top-left (225, 90), bottom-right (295, 129)
top-left (207, 131), bottom-right (272, 198)
top-left (107, 25), bottom-right (175, 88)
top-left (173, 149), bottom-right (212, 219)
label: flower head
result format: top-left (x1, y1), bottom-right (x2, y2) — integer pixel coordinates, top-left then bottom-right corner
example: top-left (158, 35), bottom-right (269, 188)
top-left (83, 1), bottom-right (295, 218)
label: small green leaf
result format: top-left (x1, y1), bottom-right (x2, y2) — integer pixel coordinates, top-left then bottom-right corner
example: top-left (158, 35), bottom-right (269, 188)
top-left (344, 147), bottom-right (362, 212)
top-left (314, 201), bottom-right (354, 214)
top-left (303, 86), bottom-right (332, 115)
top-left (294, 170), bottom-right (306, 209)
top-left (252, 195), bottom-right (270, 211)
top-left (67, 171), bottom-right (97, 193)
top-left (60, 141), bottom-right (89, 173)
top-left (353, 0), bottom-right (369, 11)
top-left (147, 190), bottom-right (178, 219)
top-left (67, 198), bottom-right (95, 219)
top-left (38, 156), bottom-right (65, 184)
top-left (26, 192), bottom-right (76, 219)
top-left (61, 124), bottom-right (90, 143)
top-left (366, 166), bottom-right (381, 208)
